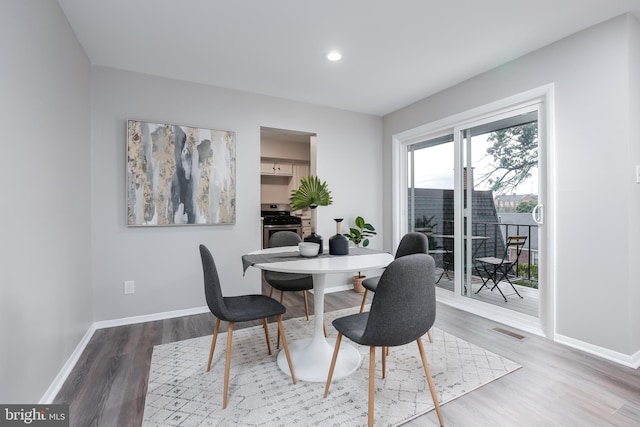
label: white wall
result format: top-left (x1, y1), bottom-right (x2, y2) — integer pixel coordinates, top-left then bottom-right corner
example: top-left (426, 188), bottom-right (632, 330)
top-left (0, 1), bottom-right (92, 402)
top-left (91, 67), bottom-right (383, 321)
top-left (628, 15), bottom-right (640, 353)
top-left (383, 14), bottom-right (640, 358)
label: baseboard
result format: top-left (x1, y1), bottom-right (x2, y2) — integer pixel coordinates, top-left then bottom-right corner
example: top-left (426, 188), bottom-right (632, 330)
top-left (40, 305), bottom-right (211, 403)
top-left (93, 305), bottom-right (210, 329)
top-left (555, 334), bottom-right (640, 369)
top-left (310, 284), bottom-right (353, 294)
top-left (39, 323), bottom-right (97, 404)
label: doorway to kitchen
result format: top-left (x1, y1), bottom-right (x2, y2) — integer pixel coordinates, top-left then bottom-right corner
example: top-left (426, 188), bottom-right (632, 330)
top-left (260, 127), bottom-right (317, 246)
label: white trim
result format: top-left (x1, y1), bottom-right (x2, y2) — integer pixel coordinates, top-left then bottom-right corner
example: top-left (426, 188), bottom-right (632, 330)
top-left (93, 305), bottom-right (210, 329)
top-left (311, 284), bottom-right (353, 294)
top-left (39, 323), bottom-right (97, 404)
top-left (391, 135), bottom-right (403, 251)
top-left (439, 289), bottom-right (640, 369)
top-left (542, 86), bottom-right (557, 339)
top-left (391, 84), bottom-right (555, 339)
top-left (39, 305), bottom-right (211, 403)
top-left (555, 334), bottom-right (640, 369)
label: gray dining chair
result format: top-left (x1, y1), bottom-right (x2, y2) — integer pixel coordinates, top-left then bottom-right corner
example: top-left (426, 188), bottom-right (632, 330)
top-left (199, 244), bottom-right (296, 409)
top-left (324, 253), bottom-right (444, 427)
top-left (360, 232), bottom-right (432, 343)
top-left (359, 232), bottom-right (429, 312)
top-left (266, 231), bottom-right (314, 320)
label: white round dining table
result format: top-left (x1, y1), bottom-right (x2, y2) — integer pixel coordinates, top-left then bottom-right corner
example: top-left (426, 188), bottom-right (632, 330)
top-left (248, 246), bottom-right (394, 382)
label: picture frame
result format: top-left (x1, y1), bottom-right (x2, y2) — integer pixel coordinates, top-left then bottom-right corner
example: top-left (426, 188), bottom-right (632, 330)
top-left (126, 120), bottom-right (236, 226)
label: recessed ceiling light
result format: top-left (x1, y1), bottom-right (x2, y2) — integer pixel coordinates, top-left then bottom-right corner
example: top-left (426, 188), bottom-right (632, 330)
top-left (327, 51), bottom-right (342, 61)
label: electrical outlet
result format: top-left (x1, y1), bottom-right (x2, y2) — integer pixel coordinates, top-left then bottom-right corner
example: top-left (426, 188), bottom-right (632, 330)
top-left (124, 280), bottom-right (135, 294)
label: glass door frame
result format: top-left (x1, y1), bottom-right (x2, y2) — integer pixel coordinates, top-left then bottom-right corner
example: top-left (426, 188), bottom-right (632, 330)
top-left (456, 103), bottom-right (542, 303)
top-left (391, 85), bottom-right (555, 338)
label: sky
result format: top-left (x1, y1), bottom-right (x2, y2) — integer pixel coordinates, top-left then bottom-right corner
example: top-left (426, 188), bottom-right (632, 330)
top-left (411, 135), bottom-right (538, 196)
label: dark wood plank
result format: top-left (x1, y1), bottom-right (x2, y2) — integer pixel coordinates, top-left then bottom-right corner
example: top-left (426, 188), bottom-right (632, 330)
top-left (54, 283), bottom-right (640, 427)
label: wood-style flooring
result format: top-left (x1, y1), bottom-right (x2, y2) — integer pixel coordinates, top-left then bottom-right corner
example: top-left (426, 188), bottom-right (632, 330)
top-left (54, 284), bottom-right (640, 426)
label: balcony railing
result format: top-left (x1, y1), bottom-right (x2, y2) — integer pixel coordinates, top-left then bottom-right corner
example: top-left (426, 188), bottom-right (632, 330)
top-left (424, 220), bottom-right (538, 287)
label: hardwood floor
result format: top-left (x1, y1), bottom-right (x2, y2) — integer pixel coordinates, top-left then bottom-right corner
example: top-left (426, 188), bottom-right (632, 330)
top-left (54, 285), bottom-right (640, 426)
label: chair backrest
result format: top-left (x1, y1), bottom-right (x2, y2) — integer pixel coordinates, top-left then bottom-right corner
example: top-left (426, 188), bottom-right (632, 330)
top-left (505, 235), bottom-right (527, 261)
top-left (269, 231), bottom-right (302, 248)
top-left (395, 232), bottom-right (429, 259)
top-left (199, 244), bottom-right (231, 321)
top-left (360, 253), bottom-right (436, 347)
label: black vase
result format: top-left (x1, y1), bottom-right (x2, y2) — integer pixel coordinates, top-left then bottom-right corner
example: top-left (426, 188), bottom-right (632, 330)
top-left (329, 218), bottom-right (349, 255)
top-left (304, 232), bottom-right (323, 254)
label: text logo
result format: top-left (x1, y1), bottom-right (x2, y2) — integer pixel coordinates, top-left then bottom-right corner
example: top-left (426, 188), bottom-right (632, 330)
top-left (0, 405), bottom-right (69, 426)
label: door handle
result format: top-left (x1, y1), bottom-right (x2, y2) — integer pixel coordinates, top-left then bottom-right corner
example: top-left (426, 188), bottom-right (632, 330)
top-left (532, 204), bottom-right (544, 225)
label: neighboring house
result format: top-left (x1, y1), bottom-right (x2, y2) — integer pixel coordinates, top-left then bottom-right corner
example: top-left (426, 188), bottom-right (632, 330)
top-left (494, 194), bottom-right (537, 212)
top-left (409, 188), bottom-right (504, 258)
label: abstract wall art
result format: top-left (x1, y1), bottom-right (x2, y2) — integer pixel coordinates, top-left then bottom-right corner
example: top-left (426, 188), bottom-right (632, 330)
top-left (126, 120), bottom-right (236, 226)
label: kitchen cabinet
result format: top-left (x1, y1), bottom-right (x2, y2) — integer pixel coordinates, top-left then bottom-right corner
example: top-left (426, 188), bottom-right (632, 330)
top-left (288, 163), bottom-right (309, 196)
top-left (261, 159), bottom-right (293, 176)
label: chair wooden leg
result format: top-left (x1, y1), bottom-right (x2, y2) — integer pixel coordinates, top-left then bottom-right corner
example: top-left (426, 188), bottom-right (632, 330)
top-left (207, 318), bottom-right (221, 372)
top-left (303, 291), bottom-right (310, 320)
top-left (417, 339), bottom-right (444, 426)
top-left (323, 321), bottom-right (327, 337)
top-left (223, 322), bottom-right (234, 409)
top-left (381, 345), bottom-right (386, 379)
top-left (368, 346), bottom-right (375, 427)
top-left (269, 287), bottom-right (274, 298)
top-left (323, 332), bottom-right (342, 398)
top-left (359, 289), bottom-right (368, 313)
top-left (276, 315), bottom-right (296, 384)
top-left (262, 318), bottom-right (272, 355)
top-left (276, 291), bottom-right (285, 350)
top-left (427, 329), bottom-right (433, 343)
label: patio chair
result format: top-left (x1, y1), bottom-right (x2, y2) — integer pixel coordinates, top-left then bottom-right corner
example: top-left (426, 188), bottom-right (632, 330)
top-left (474, 235), bottom-right (527, 302)
top-left (323, 253), bottom-right (444, 427)
top-left (429, 246), bottom-right (452, 284)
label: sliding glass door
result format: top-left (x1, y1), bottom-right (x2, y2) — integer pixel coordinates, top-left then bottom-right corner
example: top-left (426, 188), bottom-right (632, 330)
top-left (407, 134), bottom-right (455, 293)
top-left (403, 101), bottom-right (544, 320)
top-left (459, 108), bottom-right (540, 317)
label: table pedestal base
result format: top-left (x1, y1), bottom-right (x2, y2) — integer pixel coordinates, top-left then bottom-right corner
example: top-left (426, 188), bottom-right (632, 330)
top-left (277, 337), bottom-right (361, 382)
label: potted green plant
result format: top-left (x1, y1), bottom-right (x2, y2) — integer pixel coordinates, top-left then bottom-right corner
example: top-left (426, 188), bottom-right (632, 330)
top-left (344, 216), bottom-right (376, 247)
top-left (290, 175), bottom-right (333, 210)
top-left (290, 175), bottom-right (333, 253)
top-left (344, 216), bottom-right (376, 292)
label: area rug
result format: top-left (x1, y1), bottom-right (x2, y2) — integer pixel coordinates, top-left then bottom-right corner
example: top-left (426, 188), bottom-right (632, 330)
top-left (142, 307), bottom-right (521, 426)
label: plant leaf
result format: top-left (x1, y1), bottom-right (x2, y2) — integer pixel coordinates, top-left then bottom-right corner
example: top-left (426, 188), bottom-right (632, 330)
top-left (290, 175), bottom-right (333, 210)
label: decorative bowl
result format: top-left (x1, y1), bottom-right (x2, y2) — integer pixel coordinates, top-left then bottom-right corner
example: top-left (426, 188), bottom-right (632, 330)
top-left (298, 242), bottom-right (320, 257)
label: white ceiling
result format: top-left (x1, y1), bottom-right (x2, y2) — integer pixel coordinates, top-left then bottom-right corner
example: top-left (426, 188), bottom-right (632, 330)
top-left (58, 0), bottom-right (640, 116)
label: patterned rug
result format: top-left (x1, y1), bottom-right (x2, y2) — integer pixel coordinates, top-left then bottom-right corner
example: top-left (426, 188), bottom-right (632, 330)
top-left (143, 307), bottom-right (521, 426)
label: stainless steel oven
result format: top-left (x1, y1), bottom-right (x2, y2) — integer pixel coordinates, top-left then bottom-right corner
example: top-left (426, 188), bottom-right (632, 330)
top-left (261, 203), bottom-right (302, 248)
